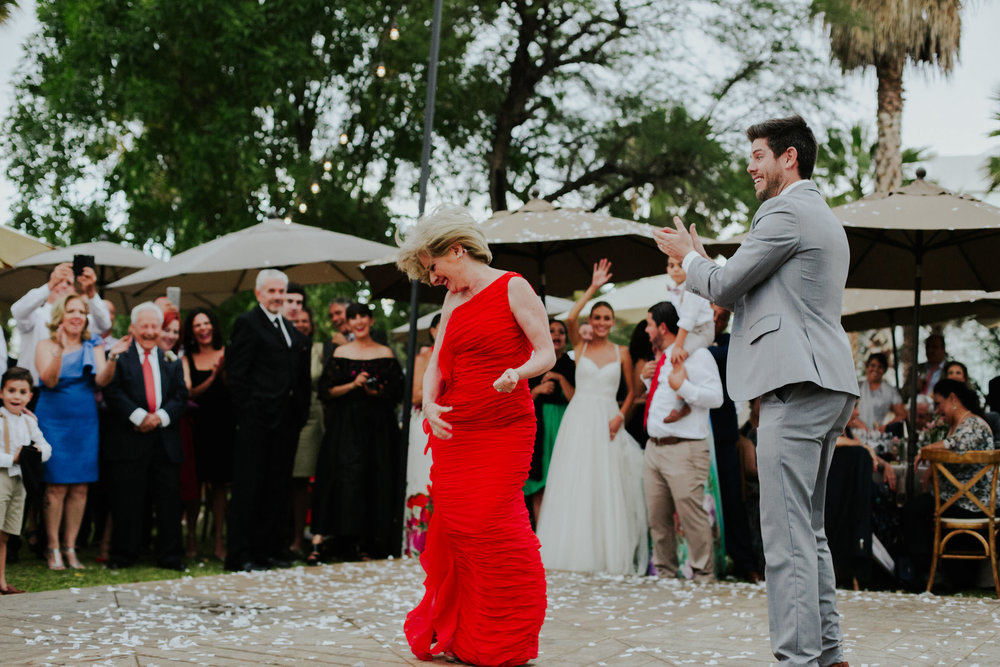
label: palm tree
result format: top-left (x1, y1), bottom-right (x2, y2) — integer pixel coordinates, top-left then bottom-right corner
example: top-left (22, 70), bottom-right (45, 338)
top-left (813, 1), bottom-right (962, 194)
top-left (0, 1), bottom-right (19, 25)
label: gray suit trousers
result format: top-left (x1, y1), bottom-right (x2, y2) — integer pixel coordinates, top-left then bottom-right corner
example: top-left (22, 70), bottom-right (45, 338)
top-left (757, 382), bottom-right (854, 667)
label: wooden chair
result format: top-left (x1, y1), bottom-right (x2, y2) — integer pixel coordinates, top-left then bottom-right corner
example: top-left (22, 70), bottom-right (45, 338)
top-left (922, 448), bottom-right (1000, 597)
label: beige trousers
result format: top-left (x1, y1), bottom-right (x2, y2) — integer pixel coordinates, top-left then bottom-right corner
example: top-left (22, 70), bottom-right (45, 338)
top-left (642, 438), bottom-right (714, 581)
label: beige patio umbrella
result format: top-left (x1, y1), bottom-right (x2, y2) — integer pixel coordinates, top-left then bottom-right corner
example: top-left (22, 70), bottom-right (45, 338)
top-left (834, 170), bottom-right (1000, 478)
top-left (364, 197), bottom-right (736, 303)
top-left (0, 224), bottom-right (51, 269)
top-left (0, 240), bottom-right (160, 311)
top-left (110, 218), bottom-right (397, 307)
top-left (840, 288), bottom-right (1000, 332)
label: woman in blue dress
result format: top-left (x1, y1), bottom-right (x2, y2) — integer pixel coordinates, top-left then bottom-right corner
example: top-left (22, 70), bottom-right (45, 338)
top-left (35, 293), bottom-right (128, 570)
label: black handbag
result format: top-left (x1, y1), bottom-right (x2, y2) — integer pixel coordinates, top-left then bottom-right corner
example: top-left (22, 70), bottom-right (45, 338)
top-left (2, 413), bottom-right (45, 505)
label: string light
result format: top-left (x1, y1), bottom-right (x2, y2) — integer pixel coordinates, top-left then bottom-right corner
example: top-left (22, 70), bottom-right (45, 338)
top-left (376, 63), bottom-right (386, 78)
top-left (339, 133), bottom-right (348, 145)
top-left (389, 23), bottom-right (400, 41)
top-left (310, 182), bottom-right (320, 194)
top-left (283, 216), bottom-right (292, 224)
top-left (298, 202), bottom-right (308, 213)
top-left (324, 159), bottom-right (333, 170)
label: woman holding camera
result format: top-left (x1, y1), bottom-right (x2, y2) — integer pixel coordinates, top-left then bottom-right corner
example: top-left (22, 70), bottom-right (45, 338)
top-left (311, 302), bottom-right (402, 562)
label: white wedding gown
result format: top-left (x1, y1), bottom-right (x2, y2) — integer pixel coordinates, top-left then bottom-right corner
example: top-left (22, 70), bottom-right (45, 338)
top-left (536, 345), bottom-right (649, 575)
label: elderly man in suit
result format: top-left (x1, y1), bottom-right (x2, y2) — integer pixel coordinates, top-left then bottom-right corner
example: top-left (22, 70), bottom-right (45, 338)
top-left (225, 269), bottom-right (310, 572)
top-left (103, 302), bottom-right (188, 570)
top-left (654, 115), bottom-right (859, 667)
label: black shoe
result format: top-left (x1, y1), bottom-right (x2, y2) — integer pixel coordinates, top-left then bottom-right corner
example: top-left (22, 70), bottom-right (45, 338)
top-left (306, 548), bottom-right (322, 566)
top-left (264, 556), bottom-right (291, 569)
top-left (226, 560), bottom-right (267, 572)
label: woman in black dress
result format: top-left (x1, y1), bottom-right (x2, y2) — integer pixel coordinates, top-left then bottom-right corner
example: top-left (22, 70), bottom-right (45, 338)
top-left (312, 302), bottom-right (403, 561)
top-left (181, 308), bottom-right (235, 561)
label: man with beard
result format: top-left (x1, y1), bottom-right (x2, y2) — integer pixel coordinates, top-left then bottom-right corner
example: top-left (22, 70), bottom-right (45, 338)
top-left (654, 115), bottom-right (858, 667)
top-left (225, 270), bottom-right (310, 571)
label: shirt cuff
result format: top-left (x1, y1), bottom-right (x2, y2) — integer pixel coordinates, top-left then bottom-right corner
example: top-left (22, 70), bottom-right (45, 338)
top-left (681, 250), bottom-right (701, 273)
top-left (156, 409), bottom-right (171, 428)
top-left (675, 378), bottom-right (695, 401)
top-left (129, 408), bottom-right (148, 426)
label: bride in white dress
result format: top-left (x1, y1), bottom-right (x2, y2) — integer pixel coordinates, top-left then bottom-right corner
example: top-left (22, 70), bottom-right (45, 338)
top-left (536, 259), bottom-right (649, 575)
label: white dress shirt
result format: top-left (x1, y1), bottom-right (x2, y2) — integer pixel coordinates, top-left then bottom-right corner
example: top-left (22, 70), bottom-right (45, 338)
top-left (11, 284), bottom-right (112, 385)
top-left (644, 344), bottom-right (723, 440)
top-left (127, 343), bottom-right (172, 428)
top-left (0, 407), bottom-right (52, 477)
top-left (261, 305), bottom-right (292, 346)
top-left (0, 328), bottom-right (7, 376)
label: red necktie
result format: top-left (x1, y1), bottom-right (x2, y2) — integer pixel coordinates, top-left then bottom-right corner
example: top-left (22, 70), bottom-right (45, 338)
top-left (142, 351), bottom-right (157, 412)
top-left (644, 352), bottom-right (669, 428)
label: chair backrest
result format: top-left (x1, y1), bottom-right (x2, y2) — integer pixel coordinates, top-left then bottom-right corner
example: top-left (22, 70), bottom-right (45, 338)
top-left (921, 448), bottom-right (1000, 518)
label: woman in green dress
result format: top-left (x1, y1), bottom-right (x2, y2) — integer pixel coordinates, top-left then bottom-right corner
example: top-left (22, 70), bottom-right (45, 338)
top-left (524, 320), bottom-right (575, 526)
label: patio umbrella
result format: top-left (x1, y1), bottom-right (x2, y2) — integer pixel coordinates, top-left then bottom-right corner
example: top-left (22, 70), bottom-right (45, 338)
top-left (109, 218), bottom-right (396, 307)
top-left (840, 288), bottom-right (1000, 332)
top-left (363, 198), bottom-right (737, 303)
top-left (0, 240), bottom-right (160, 311)
top-left (391, 295), bottom-right (575, 343)
top-left (0, 225), bottom-right (51, 269)
top-left (834, 169), bottom-right (1000, 479)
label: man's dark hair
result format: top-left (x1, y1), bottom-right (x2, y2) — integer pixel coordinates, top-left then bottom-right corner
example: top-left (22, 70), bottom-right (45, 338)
top-left (648, 301), bottom-right (679, 335)
top-left (1, 366), bottom-right (33, 389)
top-left (182, 308), bottom-right (224, 351)
top-left (746, 115), bottom-right (818, 179)
top-left (328, 297), bottom-right (352, 309)
top-left (286, 282), bottom-right (305, 298)
top-left (430, 313), bottom-right (442, 329)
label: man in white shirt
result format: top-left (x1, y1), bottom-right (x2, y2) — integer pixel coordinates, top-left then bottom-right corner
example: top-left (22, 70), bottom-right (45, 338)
top-left (11, 263), bottom-right (112, 385)
top-left (641, 301), bottom-right (723, 582)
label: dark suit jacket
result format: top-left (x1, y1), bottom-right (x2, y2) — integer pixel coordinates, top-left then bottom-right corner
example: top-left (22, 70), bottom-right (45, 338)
top-left (227, 305), bottom-right (310, 429)
top-left (103, 345), bottom-right (188, 463)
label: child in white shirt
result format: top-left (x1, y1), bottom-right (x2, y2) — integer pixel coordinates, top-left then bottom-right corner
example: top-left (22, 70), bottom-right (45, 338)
top-left (662, 256), bottom-right (716, 421)
top-left (0, 367), bottom-right (52, 594)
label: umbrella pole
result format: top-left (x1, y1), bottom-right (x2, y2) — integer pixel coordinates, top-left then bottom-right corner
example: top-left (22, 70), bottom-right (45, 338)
top-left (536, 252), bottom-right (546, 304)
top-left (400, 0), bottom-right (443, 552)
top-left (891, 324), bottom-right (901, 389)
top-left (905, 236), bottom-right (924, 499)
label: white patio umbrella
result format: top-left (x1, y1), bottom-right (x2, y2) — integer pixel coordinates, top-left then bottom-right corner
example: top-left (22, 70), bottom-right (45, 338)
top-left (0, 240), bottom-right (161, 311)
top-left (364, 198), bottom-right (739, 304)
top-left (110, 219), bottom-right (397, 307)
top-left (0, 225), bottom-right (52, 269)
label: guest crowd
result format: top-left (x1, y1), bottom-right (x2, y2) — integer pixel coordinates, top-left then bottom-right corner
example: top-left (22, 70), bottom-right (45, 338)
top-left (1, 257), bottom-right (998, 595)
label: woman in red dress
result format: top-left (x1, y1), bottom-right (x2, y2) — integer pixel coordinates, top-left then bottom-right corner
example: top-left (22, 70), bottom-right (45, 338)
top-left (397, 204), bottom-right (556, 667)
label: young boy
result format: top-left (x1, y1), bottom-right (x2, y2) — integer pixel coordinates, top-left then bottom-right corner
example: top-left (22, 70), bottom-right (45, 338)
top-left (1, 367), bottom-right (51, 595)
top-left (663, 256), bottom-right (715, 422)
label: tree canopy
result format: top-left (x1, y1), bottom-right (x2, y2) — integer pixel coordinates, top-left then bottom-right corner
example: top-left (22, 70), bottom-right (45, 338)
top-left (2, 0), bottom-right (841, 256)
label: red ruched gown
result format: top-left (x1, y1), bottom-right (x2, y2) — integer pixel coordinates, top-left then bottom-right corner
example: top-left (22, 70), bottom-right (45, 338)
top-left (405, 272), bottom-right (547, 666)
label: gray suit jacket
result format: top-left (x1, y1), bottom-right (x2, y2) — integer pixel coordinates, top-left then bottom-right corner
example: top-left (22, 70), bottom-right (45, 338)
top-left (684, 180), bottom-right (859, 402)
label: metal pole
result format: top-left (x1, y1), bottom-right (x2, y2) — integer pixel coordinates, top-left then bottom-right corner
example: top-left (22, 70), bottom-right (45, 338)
top-left (905, 232), bottom-right (924, 498)
top-left (399, 0), bottom-right (443, 541)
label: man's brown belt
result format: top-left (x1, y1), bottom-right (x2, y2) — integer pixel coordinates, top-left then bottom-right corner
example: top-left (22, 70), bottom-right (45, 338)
top-left (648, 436), bottom-right (692, 446)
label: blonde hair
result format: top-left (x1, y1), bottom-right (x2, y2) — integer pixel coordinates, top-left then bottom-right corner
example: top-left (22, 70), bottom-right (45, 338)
top-left (48, 293), bottom-right (91, 341)
top-left (395, 204), bottom-right (493, 283)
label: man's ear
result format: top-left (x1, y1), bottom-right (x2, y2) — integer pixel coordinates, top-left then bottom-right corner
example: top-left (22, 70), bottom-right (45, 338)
top-left (783, 146), bottom-right (798, 171)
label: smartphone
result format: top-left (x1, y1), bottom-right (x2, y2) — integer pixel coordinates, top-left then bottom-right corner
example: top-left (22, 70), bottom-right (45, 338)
top-left (166, 286), bottom-right (181, 310)
top-left (72, 254), bottom-right (96, 277)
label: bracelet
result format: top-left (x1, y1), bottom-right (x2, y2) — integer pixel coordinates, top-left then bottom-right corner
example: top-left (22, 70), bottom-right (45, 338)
top-left (109, 352), bottom-right (120, 362)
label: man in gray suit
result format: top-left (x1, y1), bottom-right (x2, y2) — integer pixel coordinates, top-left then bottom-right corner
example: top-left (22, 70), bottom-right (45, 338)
top-left (654, 115), bottom-right (858, 667)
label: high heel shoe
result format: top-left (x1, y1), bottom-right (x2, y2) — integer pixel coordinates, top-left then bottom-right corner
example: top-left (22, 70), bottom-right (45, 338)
top-left (62, 548), bottom-right (85, 570)
top-left (47, 549), bottom-right (66, 571)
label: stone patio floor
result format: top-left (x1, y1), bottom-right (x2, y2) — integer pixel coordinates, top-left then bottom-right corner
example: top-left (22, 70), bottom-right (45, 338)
top-left (1, 558), bottom-right (998, 666)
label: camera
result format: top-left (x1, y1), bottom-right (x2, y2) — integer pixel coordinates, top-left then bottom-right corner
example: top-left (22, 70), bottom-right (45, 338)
top-left (72, 254), bottom-right (96, 277)
top-left (365, 375), bottom-right (379, 389)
